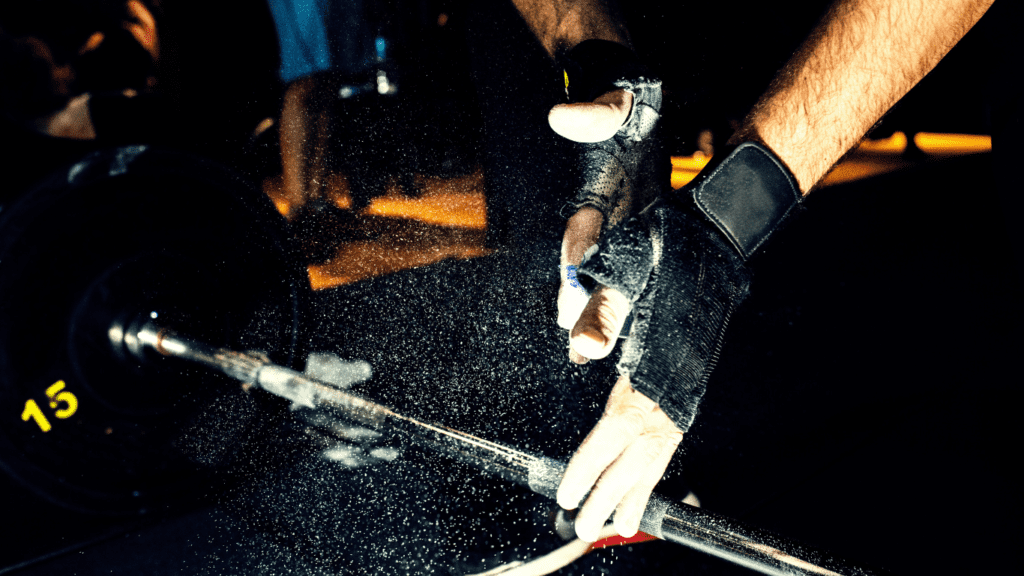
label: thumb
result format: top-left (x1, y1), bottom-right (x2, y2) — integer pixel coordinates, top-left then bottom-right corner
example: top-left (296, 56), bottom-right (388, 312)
top-left (548, 89), bottom-right (633, 143)
top-left (569, 285), bottom-right (631, 360)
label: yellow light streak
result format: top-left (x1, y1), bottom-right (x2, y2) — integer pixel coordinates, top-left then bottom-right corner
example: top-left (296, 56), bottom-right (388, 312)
top-left (857, 131), bottom-right (908, 154)
top-left (914, 132), bottom-right (991, 154)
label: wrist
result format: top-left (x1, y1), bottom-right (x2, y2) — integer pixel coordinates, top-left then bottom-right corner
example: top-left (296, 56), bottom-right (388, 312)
top-left (559, 39), bottom-right (652, 103)
top-left (735, 111), bottom-right (837, 196)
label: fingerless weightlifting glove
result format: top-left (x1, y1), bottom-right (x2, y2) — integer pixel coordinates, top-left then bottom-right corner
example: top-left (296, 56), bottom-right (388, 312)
top-left (577, 142), bottom-right (801, 431)
top-left (559, 40), bottom-right (667, 228)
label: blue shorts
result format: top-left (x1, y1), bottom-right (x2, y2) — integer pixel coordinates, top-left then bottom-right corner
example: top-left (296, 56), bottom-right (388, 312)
top-left (267, 0), bottom-right (372, 83)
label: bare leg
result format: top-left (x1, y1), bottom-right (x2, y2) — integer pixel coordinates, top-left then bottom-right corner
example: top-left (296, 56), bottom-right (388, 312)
top-left (280, 74), bottom-right (334, 217)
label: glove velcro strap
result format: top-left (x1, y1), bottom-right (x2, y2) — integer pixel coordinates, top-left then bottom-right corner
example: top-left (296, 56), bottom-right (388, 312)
top-left (687, 142), bottom-right (801, 260)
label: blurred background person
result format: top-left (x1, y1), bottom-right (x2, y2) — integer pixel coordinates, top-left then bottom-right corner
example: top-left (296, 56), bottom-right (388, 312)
top-left (0, 0), bottom-right (161, 206)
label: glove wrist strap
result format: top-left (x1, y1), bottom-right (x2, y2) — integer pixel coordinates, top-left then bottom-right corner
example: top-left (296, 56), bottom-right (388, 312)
top-left (685, 141), bottom-right (802, 260)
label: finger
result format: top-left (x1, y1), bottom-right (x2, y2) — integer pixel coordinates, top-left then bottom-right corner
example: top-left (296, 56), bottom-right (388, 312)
top-left (556, 377), bottom-right (648, 510)
top-left (569, 286), bottom-right (631, 360)
top-left (561, 207), bottom-right (603, 268)
top-left (557, 280), bottom-right (589, 331)
top-left (574, 416), bottom-right (681, 541)
top-left (548, 90), bottom-right (634, 143)
top-left (612, 424), bottom-right (681, 538)
top-left (567, 345), bottom-right (589, 365)
top-left (557, 208), bottom-right (603, 331)
top-left (556, 410), bottom-right (643, 511)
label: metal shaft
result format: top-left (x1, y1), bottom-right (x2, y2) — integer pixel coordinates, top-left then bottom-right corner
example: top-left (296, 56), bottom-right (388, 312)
top-left (136, 323), bottom-right (882, 576)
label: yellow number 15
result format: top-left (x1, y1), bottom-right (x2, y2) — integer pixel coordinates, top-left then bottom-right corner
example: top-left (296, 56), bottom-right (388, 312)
top-left (21, 380), bottom-right (79, 433)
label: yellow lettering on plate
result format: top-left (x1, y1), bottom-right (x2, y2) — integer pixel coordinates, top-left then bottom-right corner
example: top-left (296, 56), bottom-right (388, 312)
top-left (21, 399), bottom-right (51, 433)
top-left (46, 380), bottom-right (79, 419)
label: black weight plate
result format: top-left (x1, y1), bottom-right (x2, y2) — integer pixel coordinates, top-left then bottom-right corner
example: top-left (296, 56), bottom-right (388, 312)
top-left (0, 146), bottom-right (309, 515)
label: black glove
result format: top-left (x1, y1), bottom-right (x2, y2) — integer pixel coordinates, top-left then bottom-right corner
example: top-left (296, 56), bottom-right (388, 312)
top-left (577, 141), bottom-right (802, 430)
top-left (559, 39), bottom-right (668, 228)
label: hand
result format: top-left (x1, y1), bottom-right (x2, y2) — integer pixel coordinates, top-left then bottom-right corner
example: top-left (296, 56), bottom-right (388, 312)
top-left (559, 241), bottom-right (669, 542)
top-left (557, 142), bottom-right (802, 541)
top-left (550, 84), bottom-right (663, 367)
top-left (554, 90), bottom-right (633, 341)
top-left (547, 42), bottom-right (664, 358)
top-left (557, 374), bottom-right (683, 541)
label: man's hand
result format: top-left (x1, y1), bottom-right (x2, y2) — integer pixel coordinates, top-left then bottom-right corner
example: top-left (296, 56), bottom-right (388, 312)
top-left (556, 142), bottom-right (802, 542)
top-left (557, 374), bottom-right (682, 541)
top-left (553, 89), bottom-right (633, 338)
top-left (552, 81), bottom-right (662, 345)
top-left (548, 39), bottom-right (663, 348)
top-left (559, 243), bottom-right (675, 543)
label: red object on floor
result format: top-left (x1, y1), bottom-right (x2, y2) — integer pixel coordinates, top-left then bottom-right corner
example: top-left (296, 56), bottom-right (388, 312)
top-left (589, 531), bottom-right (658, 551)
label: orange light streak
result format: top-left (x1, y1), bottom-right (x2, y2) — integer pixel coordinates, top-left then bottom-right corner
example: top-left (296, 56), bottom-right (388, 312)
top-left (856, 131), bottom-right (908, 154)
top-left (366, 189), bottom-right (486, 230)
top-left (263, 133), bottom-right (993, 289)
top-left (307, 234), bottom-right (489, 290)
top-left (914, 132), bottom-right (991, 154)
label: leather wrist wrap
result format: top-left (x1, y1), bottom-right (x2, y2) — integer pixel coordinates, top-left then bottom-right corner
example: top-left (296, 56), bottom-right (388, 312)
top-left (558, 40), bottom-right (665, 228)
top-left (682, 141), bottom-right (801, 260)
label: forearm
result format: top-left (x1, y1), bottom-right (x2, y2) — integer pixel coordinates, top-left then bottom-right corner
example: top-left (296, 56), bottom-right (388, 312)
top-left (737, 0), bottom-right (994, 194)
top-left (510, 0), bottom-right (630, 57)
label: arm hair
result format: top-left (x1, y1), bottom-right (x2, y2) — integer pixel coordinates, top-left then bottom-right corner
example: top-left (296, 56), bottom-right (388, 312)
top-left (510, 0), bottom-right (631, 57)
top-left (737, 0), bottom-right (994, 193)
